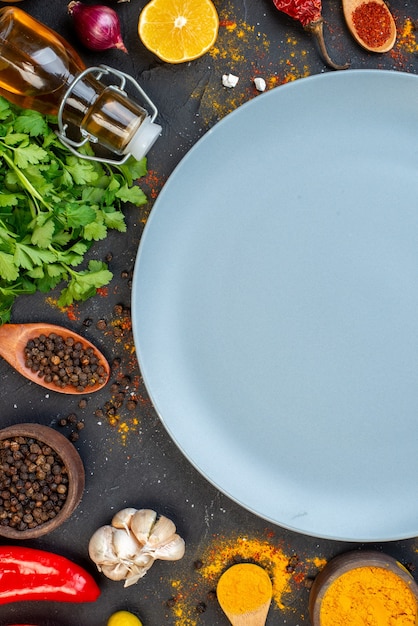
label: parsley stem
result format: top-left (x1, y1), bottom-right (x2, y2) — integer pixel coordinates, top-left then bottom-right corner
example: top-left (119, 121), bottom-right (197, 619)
top-left (1, 151), bottom-right (51, 211)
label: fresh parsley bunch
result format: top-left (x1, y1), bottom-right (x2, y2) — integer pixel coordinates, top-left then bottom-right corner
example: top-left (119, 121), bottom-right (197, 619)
top-left (0, 96), bottom-right (148, 324)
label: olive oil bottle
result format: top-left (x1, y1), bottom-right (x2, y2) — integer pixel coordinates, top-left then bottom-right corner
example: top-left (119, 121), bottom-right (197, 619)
top-left (0, 7), bottom-right (161, 162)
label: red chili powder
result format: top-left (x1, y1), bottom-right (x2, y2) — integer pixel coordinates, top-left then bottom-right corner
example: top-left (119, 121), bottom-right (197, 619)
top-left (352, 1), bottom-right (392, 48)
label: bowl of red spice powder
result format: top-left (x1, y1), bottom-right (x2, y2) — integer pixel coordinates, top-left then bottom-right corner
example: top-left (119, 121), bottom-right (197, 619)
top-left (0, 423), bottom-right (85, 539)
top-left (309, 550), bottom-right (418, 626)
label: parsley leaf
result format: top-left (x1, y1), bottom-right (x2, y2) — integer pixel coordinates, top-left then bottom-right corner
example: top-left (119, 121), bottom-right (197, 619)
top-left (14, 110), bottom-right (48, 137)
top-left (58, 260), bottom-right (113, 306)
top-left (0, 96), bottom-right (149, 324)
top-left (0, 251), bottom-right (18, 281)
top-left (116, 183), bottom-right (147, 206)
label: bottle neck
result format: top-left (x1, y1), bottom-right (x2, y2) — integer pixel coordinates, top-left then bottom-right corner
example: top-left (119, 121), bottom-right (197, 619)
top-left (60, 68), bottom-right (149, 157)
top-left (57, 65), bottom-right (161, 163)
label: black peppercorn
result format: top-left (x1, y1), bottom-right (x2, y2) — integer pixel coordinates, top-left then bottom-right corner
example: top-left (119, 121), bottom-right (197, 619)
top-left (0, 436), bottom-right (69, 530)
top-left (23, 333), bottom-right (107, 392)
top-left (195, 602), bottom-right (207, 614)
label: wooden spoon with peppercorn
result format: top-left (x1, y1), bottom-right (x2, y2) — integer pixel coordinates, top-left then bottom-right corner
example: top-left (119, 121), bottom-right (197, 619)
top-left (0, 322), bottom-right (110, 394)
top-left (342, 0), bottom-right (396, 53)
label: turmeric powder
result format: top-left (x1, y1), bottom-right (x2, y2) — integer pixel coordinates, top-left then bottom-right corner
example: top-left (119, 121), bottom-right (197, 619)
top-left (217, 563), bottom-right (272, 615)
top-left (320, 566), bottom-right (417, 626)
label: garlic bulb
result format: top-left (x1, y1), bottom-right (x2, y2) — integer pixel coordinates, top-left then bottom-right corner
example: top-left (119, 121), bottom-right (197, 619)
top-left (88, 507), bottom-right (185, 587)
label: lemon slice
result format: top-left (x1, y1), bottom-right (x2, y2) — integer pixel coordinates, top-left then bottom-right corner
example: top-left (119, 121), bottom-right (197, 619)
top-left (138, 0), bottom-right (219, 63)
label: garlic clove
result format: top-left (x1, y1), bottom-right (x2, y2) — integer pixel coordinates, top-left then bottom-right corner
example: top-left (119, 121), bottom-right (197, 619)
top-left (151, 534), bottom-right (186, 561)
top-left (124, 574), bottom-right (142, 588)
top-left (88, 525), bottom-right (118, 566)
top-left (123, 560), bottom-right (154, 587)
top-left (111, 507), bottom-right (138, 533)
top-left (100, 561), bottom-right (131, 581)
top-left (123, 571), bottom-right (146, 587)
top-left (112, 527), bottom-right (142, 560)
top-left (130, 508), bottom-right (157, 544)
top-left (133, 551), bottom-right (155, 569)
top-left (146, 515), bottom-right (177, 547)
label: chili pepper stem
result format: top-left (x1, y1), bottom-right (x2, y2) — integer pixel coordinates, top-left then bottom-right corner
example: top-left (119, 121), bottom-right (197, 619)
top-left (304, 19), bottom-right (349, 70)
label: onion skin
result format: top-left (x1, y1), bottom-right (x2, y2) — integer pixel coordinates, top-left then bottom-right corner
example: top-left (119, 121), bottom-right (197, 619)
top-left (67, 1), bottom-right (128, 53)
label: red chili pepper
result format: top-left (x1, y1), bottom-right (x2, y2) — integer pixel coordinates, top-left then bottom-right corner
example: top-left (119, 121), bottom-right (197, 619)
top-left (0, 546), bottom-right (100, 605)
top-left (272, 0), bottom-right (349, 69)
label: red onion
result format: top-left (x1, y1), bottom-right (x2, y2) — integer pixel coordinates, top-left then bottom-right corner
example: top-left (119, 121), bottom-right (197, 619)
top-left (67, 1), bottom-right (128, 53)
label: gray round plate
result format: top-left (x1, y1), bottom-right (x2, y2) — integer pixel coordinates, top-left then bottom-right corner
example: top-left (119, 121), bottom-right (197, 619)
top-left (132, 70), bottom-right (418, 541)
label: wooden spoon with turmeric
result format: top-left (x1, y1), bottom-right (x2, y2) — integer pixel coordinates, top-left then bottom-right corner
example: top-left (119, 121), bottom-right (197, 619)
top-left (217, 563), bottom-right (272, 626)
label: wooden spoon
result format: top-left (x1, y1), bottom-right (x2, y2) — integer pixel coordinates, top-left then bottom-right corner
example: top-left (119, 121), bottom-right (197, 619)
top-left (343, 0), bottom-right (396, 53)
top-left (0, 322), bottom-right (110, 394)
top-left (217, 563), bottom-right (272, 626)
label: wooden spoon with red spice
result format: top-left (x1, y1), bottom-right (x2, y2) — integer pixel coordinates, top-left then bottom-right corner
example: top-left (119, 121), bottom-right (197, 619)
top-left (342, 0), bottom-right (396, 53)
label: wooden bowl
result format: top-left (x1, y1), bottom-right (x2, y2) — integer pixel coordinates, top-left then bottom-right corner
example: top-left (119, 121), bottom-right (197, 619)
top-left (309, 550), bottom-right (418, 626)
top-left (0, 423), bottom-right (85, 539)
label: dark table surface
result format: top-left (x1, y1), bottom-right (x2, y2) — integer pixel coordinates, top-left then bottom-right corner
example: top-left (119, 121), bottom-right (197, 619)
top-left (1, 0), bottom-right (418, 624)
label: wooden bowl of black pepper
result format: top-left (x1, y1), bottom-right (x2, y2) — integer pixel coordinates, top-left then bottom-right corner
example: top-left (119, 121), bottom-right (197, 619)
top-left (0, 423), bottom-right (85, 539)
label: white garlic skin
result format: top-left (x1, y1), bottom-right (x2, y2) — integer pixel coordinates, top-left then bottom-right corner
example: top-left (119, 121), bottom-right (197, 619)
top-left (145, 515), bottom-right (176, 547)
top-left (88, 525), bottom-right (119, 567)
top-left (89, 507), bottom-right (185, 586)
top-left (100, 561), bottom-right (131, 581)
top-left (111, 507), bottom-right (138, 532)
top-left (112, 527), bottom-right (142, 560)
top-left (130, 508), bottom-right (157, 544)
top-left (151, 534), bottom-right (185, 561)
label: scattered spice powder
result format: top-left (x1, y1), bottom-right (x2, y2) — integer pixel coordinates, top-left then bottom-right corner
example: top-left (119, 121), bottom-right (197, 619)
top-left (197, 32), bottom-right (308, 125)
top-left (187, 0), bottom-right (311, 127)
top-left (310, 556), bottom-right (327, 570)
top-left (45, 297), bottom-right (80, 321)
top-left (165, 533), bottom-right (328, 626)
top-left (142, 169), bottom-right (167, 203)
top-left (91, 302), bottom-right (154, 444)
top-left (395, 18), bottom-right (418, 55)
top-left (198, 535), bottom-right (292, 609)
top-left (352, 1), bottom-right (392, 48)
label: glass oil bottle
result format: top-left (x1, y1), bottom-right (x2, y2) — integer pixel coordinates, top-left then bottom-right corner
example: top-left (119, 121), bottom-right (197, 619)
top-left (0, 6), bottom-right (161, 163)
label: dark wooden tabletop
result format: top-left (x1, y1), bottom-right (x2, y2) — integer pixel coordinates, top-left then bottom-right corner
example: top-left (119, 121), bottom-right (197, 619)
top-left (1, 0), bottom-right (418, 624)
